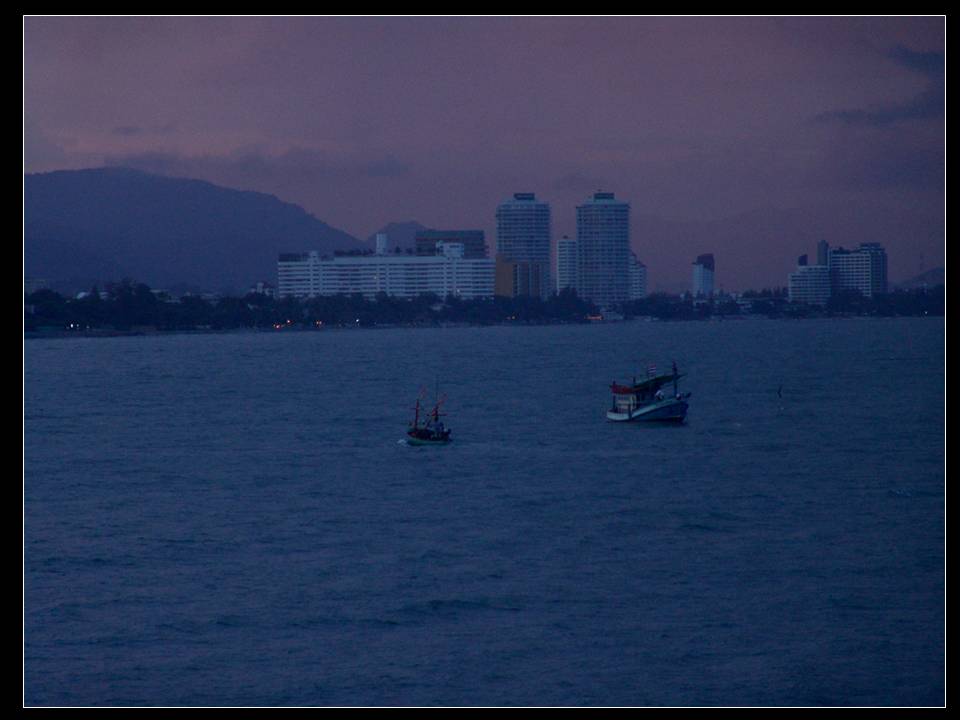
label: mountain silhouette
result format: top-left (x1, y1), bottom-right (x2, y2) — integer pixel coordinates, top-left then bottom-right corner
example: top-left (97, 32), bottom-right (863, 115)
top-left (24, 167), bottom-right (362, 293)
top-left (896, 266), bottom-right (944, 289)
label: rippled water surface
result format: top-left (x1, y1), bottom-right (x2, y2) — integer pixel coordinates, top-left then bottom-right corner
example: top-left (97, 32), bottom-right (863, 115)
top-left (24, 318), bottom-right (945, 706)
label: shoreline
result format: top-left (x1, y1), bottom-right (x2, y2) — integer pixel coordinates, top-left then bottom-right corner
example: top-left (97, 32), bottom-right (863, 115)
top-left (23, 313), bottom-right (942, 341)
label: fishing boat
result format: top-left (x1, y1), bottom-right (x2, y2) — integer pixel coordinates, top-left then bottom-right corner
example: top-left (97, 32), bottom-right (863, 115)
top-left (406, 390), bottom-right (452, 446)
top-left (607, 361), bottom-right (691, 423)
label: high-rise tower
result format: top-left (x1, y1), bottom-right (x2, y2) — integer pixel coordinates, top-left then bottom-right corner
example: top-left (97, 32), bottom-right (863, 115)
top-left (495, 193), bottom-right (552, 298)
top-left (576, 192), bottom-right (630, 307)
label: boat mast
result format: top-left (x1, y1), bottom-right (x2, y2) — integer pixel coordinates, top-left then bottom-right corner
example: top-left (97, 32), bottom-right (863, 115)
top-left (432, 375), bottom-right (443, 425)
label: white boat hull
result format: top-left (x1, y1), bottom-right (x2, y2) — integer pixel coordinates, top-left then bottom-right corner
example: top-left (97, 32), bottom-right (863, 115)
top-left (607, 398), bottom-right (688, 423)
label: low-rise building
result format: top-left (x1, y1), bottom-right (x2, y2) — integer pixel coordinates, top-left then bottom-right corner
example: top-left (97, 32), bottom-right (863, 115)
top-left (24, 278), bottom-right (51, 295)
top-left (278, 251), bottom-right (323, 298)
top-left (415, 229), bottom-right (488, 259)
top-left (248, 281), bottom-right (276, 297)
top-left (788, 263), bottom-right (832, 305)
top-left (278, 240), bottom-right (494, 300)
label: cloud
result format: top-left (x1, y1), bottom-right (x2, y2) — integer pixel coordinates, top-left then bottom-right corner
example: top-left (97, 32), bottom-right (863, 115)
top-left (814, 45), bottom-right (944, 126)
top-left (886, 45), bottom-right (944, 76)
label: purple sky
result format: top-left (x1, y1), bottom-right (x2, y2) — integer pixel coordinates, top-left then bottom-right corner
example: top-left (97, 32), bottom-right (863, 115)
top-left (24, 16), bottom-right (944, 291)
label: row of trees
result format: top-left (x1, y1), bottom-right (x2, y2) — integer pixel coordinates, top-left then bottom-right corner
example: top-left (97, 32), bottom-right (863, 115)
top-left (621, 294), bottom-right (744, 320)
top-left (620, 287), bottom-right (943, 321)
top-left (24, 282), bottom-right (288, 331)
top-left (24, 282), bottom-right (601, 332)
top-left (24, 280), bottom-right (944, 334)
top-left (823, 287), bottom-right (945, 316)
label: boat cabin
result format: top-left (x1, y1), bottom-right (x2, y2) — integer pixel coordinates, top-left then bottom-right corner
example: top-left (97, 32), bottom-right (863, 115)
top-left (609, 373), bottom-right (681, 413)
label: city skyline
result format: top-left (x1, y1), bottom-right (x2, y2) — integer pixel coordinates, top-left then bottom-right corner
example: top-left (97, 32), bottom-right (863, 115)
top-left (24, 16), bottom-right (944, 291)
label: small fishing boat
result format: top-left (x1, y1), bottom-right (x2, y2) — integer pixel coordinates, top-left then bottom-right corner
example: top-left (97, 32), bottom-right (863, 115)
top-left (607, 361), bottom-right (691, 423)
top-left (406, 390), bottom-right (452, 446)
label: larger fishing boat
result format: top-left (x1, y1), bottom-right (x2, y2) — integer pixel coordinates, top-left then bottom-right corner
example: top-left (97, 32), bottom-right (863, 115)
top-left (607, 361), bottom-right (691, 423)
top-left (406, 390), bottom-right (452, 446)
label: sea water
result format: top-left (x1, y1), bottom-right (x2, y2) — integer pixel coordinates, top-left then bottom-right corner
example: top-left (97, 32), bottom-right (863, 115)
top-left (24, 318), bottom-right (945, 706)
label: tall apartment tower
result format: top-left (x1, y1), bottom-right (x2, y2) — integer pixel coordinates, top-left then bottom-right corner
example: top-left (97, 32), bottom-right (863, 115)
top-left (556, 236), bottom-right (578, 294)
top-left (576, 192), bottom-right (630, 307)
top-left (692, 254), bottom-right (715, 297)
top-left (495, 193), bottom-right (552, 298)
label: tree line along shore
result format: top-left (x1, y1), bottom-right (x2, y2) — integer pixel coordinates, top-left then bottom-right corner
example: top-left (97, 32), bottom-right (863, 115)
top-left (24, 280), bottom-right (945, 336)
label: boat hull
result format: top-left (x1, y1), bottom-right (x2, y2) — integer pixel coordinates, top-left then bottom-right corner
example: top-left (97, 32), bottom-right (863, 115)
top-left (405, 435), bottom-right (452, 446)
top-left (607, 398), bottom-right (688, 423)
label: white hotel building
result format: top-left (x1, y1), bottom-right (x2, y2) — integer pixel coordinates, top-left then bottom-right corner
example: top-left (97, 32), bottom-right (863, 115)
top-left (787, 242), bottom-right (888, 305)
top-left (827, 242), bottom-right (888, 298)
top-left (277, 235), bottom-right (494, 300)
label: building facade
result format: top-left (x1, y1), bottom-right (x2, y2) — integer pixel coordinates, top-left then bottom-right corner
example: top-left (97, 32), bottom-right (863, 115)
top-left (415, 230), bottom-right (488, 259)
top-left (278, 242), bottom-right (494, 300)
top-left (629, 253), bottom-right (647, 300)
top-left (278, 251), bottom-right (323, 298)
top-left (556, 236), bottom-right (578, 294)
top-left (576, 192), bottom-right (630, 307)
top-left (692, 253), bottom-right (715, 297)
top-left (786, 241), bottom-right (888, 304)
top-left (788, 264), bottom-right (832, 305)
top-left (816, 239), bottom-right (830, 267)
top-left (495, 192), bottom-right (552, 298)
top-left (24, 278), bottom-right (50, 295)
top-left (494, 258), bottom-right (548, 298)
top-left (827, 242), bottom-right (888, 298)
